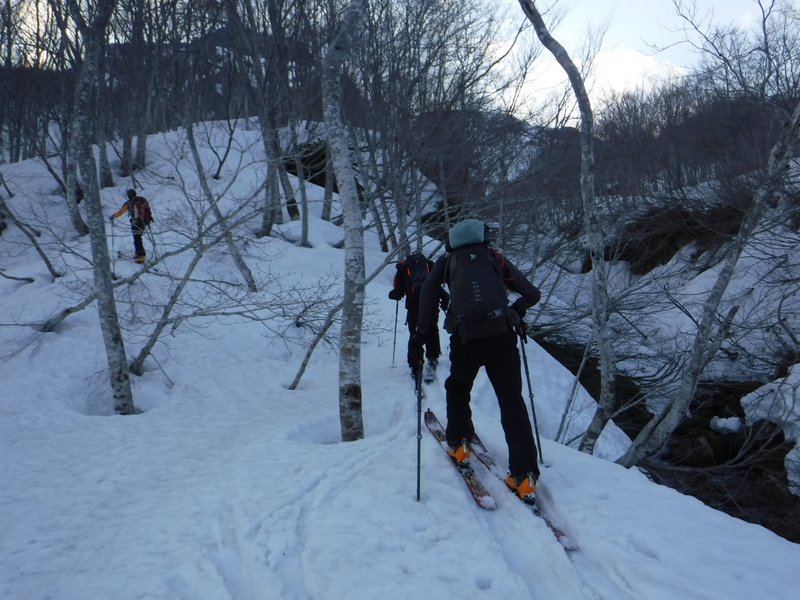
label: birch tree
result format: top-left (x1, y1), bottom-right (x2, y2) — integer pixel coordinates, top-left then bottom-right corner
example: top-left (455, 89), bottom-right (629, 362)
top-left (517, 0), bottom-right (616, 454)
top-left (62, 0), bottom-right (135, 414)
top-left (41, 2), bottom-right (92, 236)
top-left (322, 0), bottom-right (366, 442)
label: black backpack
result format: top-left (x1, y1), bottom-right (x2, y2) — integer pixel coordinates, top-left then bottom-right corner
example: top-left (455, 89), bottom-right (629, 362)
top-left (404, 253), bottom-right (431, 297)
top-left (444, 244), bottom-right (514, 340)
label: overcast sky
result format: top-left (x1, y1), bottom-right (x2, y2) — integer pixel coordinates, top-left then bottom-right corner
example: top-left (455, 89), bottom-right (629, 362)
top-left (500, 0), bottom-right (797, 103)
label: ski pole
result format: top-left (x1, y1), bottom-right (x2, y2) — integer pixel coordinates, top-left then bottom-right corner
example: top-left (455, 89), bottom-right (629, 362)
top-left (392, 300), bottom-right (399, 367)
top-left (415, 343), bottom-right (424, 502)
top-left (518, 328), bottom-right (544, 464)
top-left (109, 218), bottom-right (117, 274)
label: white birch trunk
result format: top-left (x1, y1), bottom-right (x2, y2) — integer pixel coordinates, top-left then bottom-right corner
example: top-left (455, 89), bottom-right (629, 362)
top-left (277, 159), bottom-right (300, 220)
top-left (134, 70), bottom-right (154, 171)
top-left (365, 133), bottom-right (395, 250)
top-left (135, 126), bottom-right (147, 171)
top-left (64, 154), bottom-right (89, 235)
top-left (97, 121), bottom-right (114, 188)
top-left (289, 125), bottom-right (311, 247)
top-left (323, 0), bottom-right (367, 442)
top-left (64, 162), bottom-right (89, 235)
top-left (618, 99), bottom-right (800, 467)
top-left (322, 154), bottom-right (334, 222)
top-left (354, 139), bottom-right (388, 251)
top-left (518, 0), bottom-right (616, 454)
top-left (259, 162), bottom-right (281, 237)
top-left (256, 118), bottom-right (283, 236)
top-left (67, 0), bottom-right (135, 414)
top-left (120, 124), bottom-right (133, 177)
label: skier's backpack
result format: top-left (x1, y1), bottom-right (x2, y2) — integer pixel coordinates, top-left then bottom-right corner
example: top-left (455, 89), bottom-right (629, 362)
top-left (132, 196), bottom-right (153, 226)
top-left (444, 221), bottom-right (515, 341)
top-left (404, 253), bottom-right (430, 297)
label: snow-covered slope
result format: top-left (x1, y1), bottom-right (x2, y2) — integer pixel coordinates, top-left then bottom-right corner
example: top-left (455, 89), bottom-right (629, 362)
top-left (1, 129), bottom-right (798, 599)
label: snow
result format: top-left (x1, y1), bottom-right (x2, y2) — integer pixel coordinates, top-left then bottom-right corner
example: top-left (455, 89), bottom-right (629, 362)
top-left (710, 416), bottom-right (744, 434)
top-left (2, 127), bottom-right (800, 599)
top-left (742, 364), bottom-right (800, 494)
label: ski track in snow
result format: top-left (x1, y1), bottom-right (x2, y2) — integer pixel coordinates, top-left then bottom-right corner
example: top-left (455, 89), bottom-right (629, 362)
top-left (257, 434), bottom-right (382, 599)
top-left (421, 381), bottom-right (636, 600)
top-left (5, 324), bottom-right (789, 600)
top-left (173, 503), bottom-right (280, 600)
top-left (162, 414), bottom-right (379, 600)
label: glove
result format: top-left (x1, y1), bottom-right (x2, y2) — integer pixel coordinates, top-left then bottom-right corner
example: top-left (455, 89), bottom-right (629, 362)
top-left (388, 289), bottom-right (402, 301)
top-left (516, 320), bottom-right (528, 336)
top-left (109, 215), bottom-right (114, 222)
top-left (440, 298), bottom-right (449, 311)
top-left (511, 299), bottom-right (528, 337)
top-left (511, 298), bottom-right (527, 319)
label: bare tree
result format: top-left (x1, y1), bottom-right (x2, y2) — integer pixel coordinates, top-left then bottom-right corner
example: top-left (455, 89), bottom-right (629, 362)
top-left (323, 0), bottom-right (366, 442)
top-left (61, 0), bottom-right (135, 414)
top-left (517, 0), bottom-right (616, 454)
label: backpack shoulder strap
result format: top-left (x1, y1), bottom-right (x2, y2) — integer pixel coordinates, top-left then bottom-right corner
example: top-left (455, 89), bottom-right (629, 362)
top-left (443, 253), bottom-right (453, 284)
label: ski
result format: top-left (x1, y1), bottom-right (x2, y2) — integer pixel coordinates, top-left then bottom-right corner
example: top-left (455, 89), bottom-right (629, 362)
top-left (423, 410), bottom-right (496, 510)
top-left (469, 432), bottom-right (578, 551)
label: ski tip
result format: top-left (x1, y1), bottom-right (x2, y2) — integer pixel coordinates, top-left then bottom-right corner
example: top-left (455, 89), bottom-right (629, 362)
top-left (558, 535), bottom-right (579, 551)
top-left (480, 496), bottom-right (497, 510)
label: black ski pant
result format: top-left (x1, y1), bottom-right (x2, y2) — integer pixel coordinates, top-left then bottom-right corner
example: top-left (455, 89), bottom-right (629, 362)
top-left (406, 304), bottom-right (441, 369)
top-left (444, 328), bottom-right (539, 479)
top-left (132, 233), bottom-right (145, 258)
top-left (131, 219), bottom-right (146, 258)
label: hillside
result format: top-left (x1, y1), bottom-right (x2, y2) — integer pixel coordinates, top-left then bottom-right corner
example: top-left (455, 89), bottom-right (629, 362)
top-left (1, 126), bottom-right (799, 599)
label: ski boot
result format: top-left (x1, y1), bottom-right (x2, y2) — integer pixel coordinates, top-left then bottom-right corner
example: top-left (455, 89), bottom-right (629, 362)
top-left (505, 472), bottom-right (537, 505)
top-left (447, 439), bottom-right (471, 471)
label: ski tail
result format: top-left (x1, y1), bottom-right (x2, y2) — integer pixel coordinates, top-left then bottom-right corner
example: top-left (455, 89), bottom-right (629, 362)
top-left (469, 432), bottom-right (578, 550)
